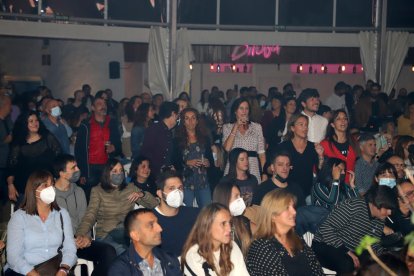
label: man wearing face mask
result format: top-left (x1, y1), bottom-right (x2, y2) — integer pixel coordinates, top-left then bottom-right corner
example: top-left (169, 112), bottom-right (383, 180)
top-left (75, 96), bottom-right (122, 201)
top-left (53, 154), bottom-right (117, 276)
top-left (251, 151), bottom-right (305, 207)
top-left (153, 170), bottom-right (199, 257)
top-left (42, 99), bottom-right (72, 154)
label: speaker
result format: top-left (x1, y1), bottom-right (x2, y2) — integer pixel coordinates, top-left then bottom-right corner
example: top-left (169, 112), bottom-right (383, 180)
top-left (109, 61), bottom-right (120, 79)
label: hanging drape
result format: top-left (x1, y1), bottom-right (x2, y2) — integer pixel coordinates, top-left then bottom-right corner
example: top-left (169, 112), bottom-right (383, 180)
top-left (174, 28), bottom-right (194, 97)
top-left (148, 26), bottom-right (194, 100)
top-left (358, 31), bottom-right (409, 94)
top-left (148, 26), bottom-right (170, 97)
top-left (382, 31), bottom-right (410, 94)
top-left (358, 31), bottom-right (377, 82)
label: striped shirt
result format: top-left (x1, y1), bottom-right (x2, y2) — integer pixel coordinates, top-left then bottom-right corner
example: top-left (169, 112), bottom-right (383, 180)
top-left (314, 197), bottom-right (385, 255)
top-left (311, 181), bottom-right (359, 210)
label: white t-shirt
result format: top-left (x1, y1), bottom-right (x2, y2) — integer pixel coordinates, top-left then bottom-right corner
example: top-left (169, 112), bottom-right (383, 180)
top-left (183, 241), bottom-right (249, 276)
top-left (301, 111), bottom-right (328, 143)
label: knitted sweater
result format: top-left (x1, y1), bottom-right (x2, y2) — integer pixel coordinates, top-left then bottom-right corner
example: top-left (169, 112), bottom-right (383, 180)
top-left (76, 183), bottom-right (158, 238)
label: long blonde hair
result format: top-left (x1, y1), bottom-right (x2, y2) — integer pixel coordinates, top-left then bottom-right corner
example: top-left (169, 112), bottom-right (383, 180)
top-left (181, 203), bottom-right (233, 276)
top-left (254, 189), bottom-right (303, 253)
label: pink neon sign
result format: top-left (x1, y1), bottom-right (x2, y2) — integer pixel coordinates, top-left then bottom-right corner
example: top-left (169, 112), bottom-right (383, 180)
top-left (231, 44), bottom-right (281, 61)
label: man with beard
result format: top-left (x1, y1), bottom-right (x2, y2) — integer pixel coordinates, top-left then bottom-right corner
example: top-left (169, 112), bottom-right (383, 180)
top-left (75, 96), bottom-right (121, 201)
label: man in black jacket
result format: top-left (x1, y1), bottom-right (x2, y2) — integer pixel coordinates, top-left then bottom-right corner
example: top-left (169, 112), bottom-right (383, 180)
top-left (108, 209), bottom-right (181, 276)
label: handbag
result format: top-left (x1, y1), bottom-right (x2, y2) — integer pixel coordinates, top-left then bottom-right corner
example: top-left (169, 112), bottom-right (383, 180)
top-left (33, 212), bottom-right (64, 276)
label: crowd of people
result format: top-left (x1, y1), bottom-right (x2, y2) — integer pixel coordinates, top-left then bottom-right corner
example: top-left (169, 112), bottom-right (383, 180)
top-left (1, 80), bottom-right (414, 275)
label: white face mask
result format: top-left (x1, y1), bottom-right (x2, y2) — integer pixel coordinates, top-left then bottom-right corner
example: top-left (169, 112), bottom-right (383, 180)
top-left (36, 186), bottom-right (56, 204)
top-left (229, 197), bottom-right (246, 216)
top-left (50, 106), bottom-right (62, 117)
top-left (164, 189), bottom-right (184, 208)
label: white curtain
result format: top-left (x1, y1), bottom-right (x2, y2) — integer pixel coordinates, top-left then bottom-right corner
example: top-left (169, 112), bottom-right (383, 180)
top-left (148, 27), bottom-right (194, 100)
top-left (358, 31), bottom-right (377, 82)
top-left (148, 27), bottom-right (169, 97)
top-left (382, 31), bottom-right (410, 93)
top-left (173, 28), bottom-right (194, 97)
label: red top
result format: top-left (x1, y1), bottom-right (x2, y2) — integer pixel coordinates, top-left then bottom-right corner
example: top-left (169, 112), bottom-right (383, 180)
top-left (88, 116), bottom-right (110, 165)
top-left (320, 139), bottom-right (357, 184)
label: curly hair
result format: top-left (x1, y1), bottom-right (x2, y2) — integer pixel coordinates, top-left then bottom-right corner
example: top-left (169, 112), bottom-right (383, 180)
top-left (175, 108), bottom-right (208, 151)
top-left (12, 111), bottom-right (48, 145)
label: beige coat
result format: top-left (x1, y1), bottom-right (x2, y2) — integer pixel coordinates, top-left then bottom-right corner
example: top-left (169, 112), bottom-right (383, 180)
top-left (76, 183), bottom-right (158, 239)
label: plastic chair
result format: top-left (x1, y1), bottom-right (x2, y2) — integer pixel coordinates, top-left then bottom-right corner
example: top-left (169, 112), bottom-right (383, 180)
top-left (74, 258), bottom-right (94, 276)
top-left (302, 232), bottom-right (337, 275)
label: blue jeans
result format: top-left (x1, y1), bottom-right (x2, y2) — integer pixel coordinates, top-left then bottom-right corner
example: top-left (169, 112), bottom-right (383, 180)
top-left (184, 187), bottom-right (212, 208)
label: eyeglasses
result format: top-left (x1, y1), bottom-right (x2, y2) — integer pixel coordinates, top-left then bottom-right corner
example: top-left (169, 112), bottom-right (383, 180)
top-left (403, 190), bottom-right (414, 198)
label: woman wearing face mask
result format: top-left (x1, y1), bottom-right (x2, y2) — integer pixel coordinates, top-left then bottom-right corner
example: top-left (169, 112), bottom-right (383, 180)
top-left (129, 155), bottom-right (156, 196)
top-left (7, 111), bottom-right (62, 206)
top-left (173, 108), bottom-right (214, 208)
top-left (223, 98), bottom-right (266, 183)
top-left (247, 189), bottom-right (323, 276)
top-left (311, 157), bottom-right (358, 211)
top-left (75, 158), bottom-right (158, 255)
top-left (372, 162), bottom-right (398, 190)
top-left (224, 148), bottom-right (258, 206)
top-left (181, 203), bottom-right (250, 276)
top-left (6, 170), bottom-right (77, 276)
top-left (213, 179), bottom-right (252, 257)
top-left (252, 151), bottom-right (305, 207)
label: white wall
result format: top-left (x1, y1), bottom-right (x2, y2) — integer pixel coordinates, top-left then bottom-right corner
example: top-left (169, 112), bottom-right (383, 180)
top-left (0, 37), bottom-right (125, 101)
top-left (189, 64), bottom-right (414, 105)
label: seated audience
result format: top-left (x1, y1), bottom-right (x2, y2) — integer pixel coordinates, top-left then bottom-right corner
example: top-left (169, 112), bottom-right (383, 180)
top-left (247, 189), bottom-right (323, 276)
top-left (253, 151), bottom-right (305, 207)
top-left (355, 133), bottom-right (380, 195)
top-left (223, 148), bottom-right (258, 206)
top-left (213, 179), bottom-right (252, 257)
top-left (153, 170), bottom-right (199, 257)
top-left (181, 203), bottom-right (249, 276)
top-left (6, 170), bottom-right (77, 275)
top-left (54, 154), bottom-right (117, 276)
top-left (311, 157), bottom-right (358, 210)
top-left (312, 185), bottom-right (398, 274)
top-left (75, 158), bottom-right (158, 255)
top-left (108, 209), bottom-right (181, 275)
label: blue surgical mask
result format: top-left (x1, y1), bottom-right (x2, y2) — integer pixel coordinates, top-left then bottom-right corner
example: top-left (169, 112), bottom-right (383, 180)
top-left (51, 106), bottom-right (62, 117)
top-left (379, 178), bottom-right (396, 189)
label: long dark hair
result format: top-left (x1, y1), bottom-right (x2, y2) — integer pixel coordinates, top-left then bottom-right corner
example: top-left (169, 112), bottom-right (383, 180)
top-left (230, 97), bottom-right (250, 123)
top-left (227, 148), bottom-right (252, 179)
top-left (125, 96), bottom-right (141, 122)
top-left (21, 170), bottom-right (60, 214)
top-left (199, 89), bottom-right (209, 107)
top-left (100, 158), bottom-right (127, 192)
top-left (133, 103), bottom-right (154, 128)
top-left (212, 179), bottom-right (252, 257)
top-left (326, 109), bottom-right (356, 152)
top-left (175, 108), bottom-right (208, 151)
top-left (12, 111), bottom-right (48, 145)
top-left (395, 135), bottom-right (414, 161)
top-left (318, 157), bottom-right (346, 189)
top-left (373, 162), bottom-right (398, 185)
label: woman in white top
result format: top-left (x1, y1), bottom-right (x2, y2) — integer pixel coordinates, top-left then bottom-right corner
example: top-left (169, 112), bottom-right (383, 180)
top-left (181, 203), bottom-right (249, 276)
top-left (223, 98), bottom-right (266, 182)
